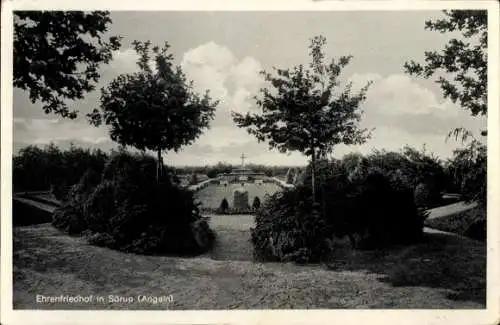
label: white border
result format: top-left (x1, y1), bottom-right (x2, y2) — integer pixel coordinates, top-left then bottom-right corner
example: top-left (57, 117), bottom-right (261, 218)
top-left (1, 1), bottom-right (499, 325)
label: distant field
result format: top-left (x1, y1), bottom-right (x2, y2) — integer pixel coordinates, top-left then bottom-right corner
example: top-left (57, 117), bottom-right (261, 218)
top-left (194, 183), bottom-right (282, 209)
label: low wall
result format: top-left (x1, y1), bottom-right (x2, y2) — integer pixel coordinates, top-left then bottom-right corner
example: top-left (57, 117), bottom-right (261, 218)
top-left (187, 178), bottom-right (220, 192)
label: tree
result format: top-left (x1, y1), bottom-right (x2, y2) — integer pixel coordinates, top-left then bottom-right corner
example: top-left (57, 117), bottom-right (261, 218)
top-left (404, 10), bottom-right (488, 207)
top-left (446, 136), bottom-right (486, 205)
top-left (14, 11), bottom-right (121, 118)
top-left (219, 198), bottom-right (229, 214)
top-left (286, 170), bottom-right (295, 184)
top-left (252, 196), bottom-right (261, 210)
top-left (232, 35), bottom-right (372, 202)
top-left (190, 173), bottom-right (199, 185)
top-left (90, 40), bottom-right (219, 181)
top-left (404, 10), bottom-right (487, 126)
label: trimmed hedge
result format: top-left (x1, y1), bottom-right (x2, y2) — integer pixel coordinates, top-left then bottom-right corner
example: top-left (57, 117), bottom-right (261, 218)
top-left (251, 161), bottom-right (428, 263)
top-left (52, 151), bottom-right (215, 255)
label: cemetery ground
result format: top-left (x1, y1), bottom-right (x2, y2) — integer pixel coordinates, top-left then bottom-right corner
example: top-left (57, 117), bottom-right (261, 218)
top-left (13, 204), bottom-right (485, 309)
top-left (195, 183), bottom-right (282, 210)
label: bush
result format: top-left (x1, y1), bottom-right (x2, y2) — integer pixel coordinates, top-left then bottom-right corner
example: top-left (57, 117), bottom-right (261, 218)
top-left (190, 218), bottom-right (216, 251)
top-left (219, 198), bottom-right (229, 213)
top-left (52, 151), bottom-right (215, 256)
top-left (251, 186), bottom-right (330, 263)
top-left (252, 151), bottom-right (430, 264)
top-left (13, 143), bottom-right (108, 193)
top-left (252, 196), bottom-right (261, 210)
top-left (414, 182), bottom-right (436, 208)
top-left (53, 202), bottom-right (87, 235)
top-left (298, 157), bottom-right (427, 250)
top-left (446, 140), bottom-right (486, 205)
top-left (464, 220), bottom-right (486, 241)
top-left (351, 171), bottom-right (426, 248)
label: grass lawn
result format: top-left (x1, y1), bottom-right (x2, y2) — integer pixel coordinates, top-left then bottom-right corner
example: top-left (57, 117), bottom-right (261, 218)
top-left (194, 183), bottom-right (282, 210)
top-left (13, 213), bottom-right (485, 309)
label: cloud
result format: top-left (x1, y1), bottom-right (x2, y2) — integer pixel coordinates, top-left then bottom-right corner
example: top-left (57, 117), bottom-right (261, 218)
top-left (348, 72), bottom-right (485, 136)
top-left (172, 41), bottom-right (297, 165)
top-left (179, 41), bottom-right (264, 142)
top-left (350, 73), bottom-right (460, 118)
top-left (13, 117), bottom-right (112, 148)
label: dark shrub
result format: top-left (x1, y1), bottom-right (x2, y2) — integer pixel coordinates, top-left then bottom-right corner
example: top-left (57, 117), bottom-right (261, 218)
top-left (286, 170), bottom-right (294, 184)
top-left (191, 218), bottom-right (216, 252)
top-left (252, 196), bottom-right (261, 210)
top-left (52, 168), bottom-right (101, 234)
top-left (464, 220), bottom-right (486, 241)
top-left (52, 151), bottom-right (215, 256)
top-left (13, 199), bottom-right (54, 226)
top-left (328, 169), bottom-right (426, 249)
top-left (51, 182), bottom-right (70, 201)
top-left (446, 140), bottom-right (486, 205)
top-left (314, 160), bottom-right (426, 249)
top-left (363, 147), bottom-right (447, 199)
top-left (53, 201), bottom-right (87, 235)
top-left (13, 143), bottom-right (108, 193)
top-left (251, 186), bottom-right (330, 263)
top-left (219, 198), bottom-right (229, 213)
top-left (82, 180), bottom-right (117, 233)
top-left (353, 171), bottom-right (426, 248)
top-left (414, 182), bottom-right (433, 208)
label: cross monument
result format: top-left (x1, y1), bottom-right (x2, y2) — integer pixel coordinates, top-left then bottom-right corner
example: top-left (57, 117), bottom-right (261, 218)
top-left (240, 153), bottom-right (247, 167)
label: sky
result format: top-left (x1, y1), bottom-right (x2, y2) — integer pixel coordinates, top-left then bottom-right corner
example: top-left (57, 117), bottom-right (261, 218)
top-left (13, 10), bottom-right (487, 166)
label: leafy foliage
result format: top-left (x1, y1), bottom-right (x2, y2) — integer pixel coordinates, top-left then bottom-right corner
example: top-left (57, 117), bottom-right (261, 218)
top-left (190, 173), bottom-right (199, 185)
top-left (317, 162), bottom-right (427, 249)
top-left (404, 10), bottom-right (487, 117)
top-left (52, 151), bottom-right (215, 255)
top-left (301, 146), bottom-right (447, 202)
top-left (252, 196), bottom-right (261, 210)
top-left (89, 40), bottom-right (219, 174)
top-left (252, 162), bottom-right (427, 263)
top-left (219, 197), bottom-right (229, 214)
top-left (252, 150), bottom-right (432, 263)
top-left (445, 138), bottom-right (486, 205)
top-left (13, 143), bottom-right (108, 195)
top-left (233, 35), bottom-right (372, 201)
top-left (14, 11), bottom-right (121, 118)
top-left (251, 186), bottom-right (330, 263)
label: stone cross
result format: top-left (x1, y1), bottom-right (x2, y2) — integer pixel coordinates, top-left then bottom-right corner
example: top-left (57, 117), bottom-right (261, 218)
top-left (240, 153), bottom-right (247, 167)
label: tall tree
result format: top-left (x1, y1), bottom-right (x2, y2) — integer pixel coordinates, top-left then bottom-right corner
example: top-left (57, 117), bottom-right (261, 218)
top-left (89, 40), bottom-right (219, 181)
top-left (232, 36), bottom-right (372, 202)
top-left (14, 11), bottom-right (121, 118)
top-left (404, 10), bottom-right (487, 135)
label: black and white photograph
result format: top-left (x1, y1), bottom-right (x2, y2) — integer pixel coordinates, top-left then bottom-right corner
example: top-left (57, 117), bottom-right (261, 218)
top-left (1, 1), bottom-right (499, 324)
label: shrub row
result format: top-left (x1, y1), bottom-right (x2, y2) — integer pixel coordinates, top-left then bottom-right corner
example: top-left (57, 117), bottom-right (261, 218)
top-left (13, 143), bottom-right (108, 193)
top-left (216, 196), bottom-right (261, 214)
top-left (252, 154), bottom-right (430, 263)
top-left (52, 151), bottom-right (215, 256)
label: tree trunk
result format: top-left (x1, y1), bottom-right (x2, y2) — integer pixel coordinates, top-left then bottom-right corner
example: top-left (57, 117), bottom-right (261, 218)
top-left (156, 149), bottom-right (162, 183)
top-left (311, 147), bottom-right (316, 204)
